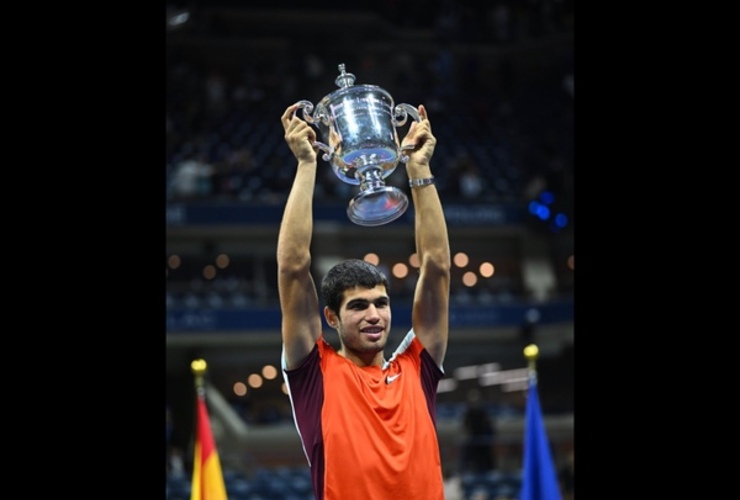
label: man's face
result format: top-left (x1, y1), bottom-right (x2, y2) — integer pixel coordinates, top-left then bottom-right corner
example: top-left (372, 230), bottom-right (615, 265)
top-left (333, 284), bottom-right (392, 355)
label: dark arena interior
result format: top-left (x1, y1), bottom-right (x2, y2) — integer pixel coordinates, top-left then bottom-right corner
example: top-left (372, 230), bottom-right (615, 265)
top-left (166, 1), bottom-right (574, 499)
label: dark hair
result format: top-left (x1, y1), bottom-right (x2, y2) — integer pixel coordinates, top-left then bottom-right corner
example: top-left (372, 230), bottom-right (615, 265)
top-left (320, 259), bottom-right (390, 314)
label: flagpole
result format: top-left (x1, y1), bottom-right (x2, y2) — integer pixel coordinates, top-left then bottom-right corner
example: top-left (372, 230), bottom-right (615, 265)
top-left (524, 343), bottom-right (539, 379)
top-left (192, 358), bottom-right (207, 397)
top-left (520, 344), bottom-right (562, 500)
top-left (190, 358), bottom-right (229, 500)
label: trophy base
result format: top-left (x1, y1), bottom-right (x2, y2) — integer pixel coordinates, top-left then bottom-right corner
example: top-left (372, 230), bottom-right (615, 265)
top-left (346, 186), bottom-right (409, 227)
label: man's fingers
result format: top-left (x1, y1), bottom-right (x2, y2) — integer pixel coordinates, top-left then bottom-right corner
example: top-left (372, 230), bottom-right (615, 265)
top-left (282, 104), bottom-right (300, 129)
top-left (417, 104), bottom-right (427, 120)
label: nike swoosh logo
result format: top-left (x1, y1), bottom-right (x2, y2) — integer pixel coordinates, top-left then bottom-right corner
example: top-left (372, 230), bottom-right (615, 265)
top-left (385, 373), bottom-right (401, 384)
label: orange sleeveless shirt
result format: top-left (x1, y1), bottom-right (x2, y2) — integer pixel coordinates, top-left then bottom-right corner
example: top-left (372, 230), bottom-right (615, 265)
top-left (283, 331), bottom-right (445, 500)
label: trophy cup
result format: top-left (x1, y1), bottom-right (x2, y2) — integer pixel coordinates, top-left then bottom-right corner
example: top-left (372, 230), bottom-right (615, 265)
top-left (294, 63), bottom-right (420, 226)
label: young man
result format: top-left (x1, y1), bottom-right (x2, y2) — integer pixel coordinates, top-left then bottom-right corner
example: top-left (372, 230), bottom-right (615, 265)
top-left (277, 102), bottom-right (450, 499)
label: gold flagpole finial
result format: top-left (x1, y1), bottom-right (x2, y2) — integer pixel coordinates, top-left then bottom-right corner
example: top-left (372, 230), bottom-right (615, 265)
top-left (523, 344), bottom-right (539, 373)
top-left (191, 358), bottom-right (207, 375)
top-left (191, 358), bottom-right (207, 390)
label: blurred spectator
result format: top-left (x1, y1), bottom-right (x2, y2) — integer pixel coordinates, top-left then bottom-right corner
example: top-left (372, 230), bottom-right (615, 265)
top-left (169, 152), bottom-right (214, 200)
top-left (460, 388), bottom-right (497, 474)
top-left (166, 404), bottom-right (187, 478)
top-left (443, 473), bottom-right (463, 500)
top-left (212, 146), bottom-right (255, 200)
top-left (446, 153), bottom-right (485, 200)
top-left (168, 446), bottom-right (187, 479)
top-left (559, 450), bottom-right (574, 500)
top-left (458, 156), bottom-right (486, 200)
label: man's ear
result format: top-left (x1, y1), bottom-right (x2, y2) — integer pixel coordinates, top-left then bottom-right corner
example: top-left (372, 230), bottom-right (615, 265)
top-left (323, 306), bottom-right (338, 329)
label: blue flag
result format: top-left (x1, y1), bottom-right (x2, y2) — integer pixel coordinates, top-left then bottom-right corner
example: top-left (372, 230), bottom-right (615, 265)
top-left (520, 373), bottom-right (562, 500)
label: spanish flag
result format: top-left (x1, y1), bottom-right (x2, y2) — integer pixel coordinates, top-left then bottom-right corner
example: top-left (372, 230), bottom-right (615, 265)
top-left (191, 359), bottom-right (228, 500)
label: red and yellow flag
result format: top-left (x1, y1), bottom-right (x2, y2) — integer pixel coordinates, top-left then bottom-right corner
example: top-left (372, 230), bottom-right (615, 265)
top-left (190, 359), bottom-right (228, 500)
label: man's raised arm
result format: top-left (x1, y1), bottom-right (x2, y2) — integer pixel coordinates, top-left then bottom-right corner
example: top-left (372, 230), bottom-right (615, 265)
top-left (277, 104), bottom-right (324, 369)
top-left (402, 105), bottom-right (451, 367)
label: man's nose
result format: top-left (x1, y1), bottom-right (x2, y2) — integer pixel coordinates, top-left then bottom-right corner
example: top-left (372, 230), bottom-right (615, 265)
top-left (365, 304), bottom-right (381, 320)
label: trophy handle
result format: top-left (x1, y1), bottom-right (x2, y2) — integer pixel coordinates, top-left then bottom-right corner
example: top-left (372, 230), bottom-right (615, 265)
top-left (394, 103), bottom-right (422, 163)
top-left (293, 100), bottom-right (333, 162)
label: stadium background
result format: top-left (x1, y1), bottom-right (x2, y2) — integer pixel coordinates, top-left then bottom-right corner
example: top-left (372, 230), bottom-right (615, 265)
top-left (166, 1), bottom-right (573, 498)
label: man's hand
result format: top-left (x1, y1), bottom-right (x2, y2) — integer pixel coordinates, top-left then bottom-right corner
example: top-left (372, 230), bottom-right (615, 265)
top-left (400, 104), bottom-right (436, 168)
top-left (282, 104), bottom-right (318, 164)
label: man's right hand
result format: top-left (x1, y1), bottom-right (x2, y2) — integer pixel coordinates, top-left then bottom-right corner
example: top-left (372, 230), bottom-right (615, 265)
top-left (282, 104), bottom-right (318, 164)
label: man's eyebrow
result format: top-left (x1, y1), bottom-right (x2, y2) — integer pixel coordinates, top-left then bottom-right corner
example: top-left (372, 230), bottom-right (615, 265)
top-left (345, 298), bottom-right (370, 308)
top-left (345, 296), bottom-right (389, 308)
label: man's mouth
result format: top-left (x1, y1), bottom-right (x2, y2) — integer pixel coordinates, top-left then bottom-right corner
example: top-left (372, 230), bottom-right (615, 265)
top-left (361, 327), bottom-right (383, 340)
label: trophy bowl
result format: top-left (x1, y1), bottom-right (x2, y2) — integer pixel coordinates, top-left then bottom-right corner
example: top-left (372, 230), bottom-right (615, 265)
top-left (294, 63), bottom-right (420, 227)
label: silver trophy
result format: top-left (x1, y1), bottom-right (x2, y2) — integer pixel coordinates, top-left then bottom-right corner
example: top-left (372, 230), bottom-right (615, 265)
top-left (294, 63), bottom-right (420, 226)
